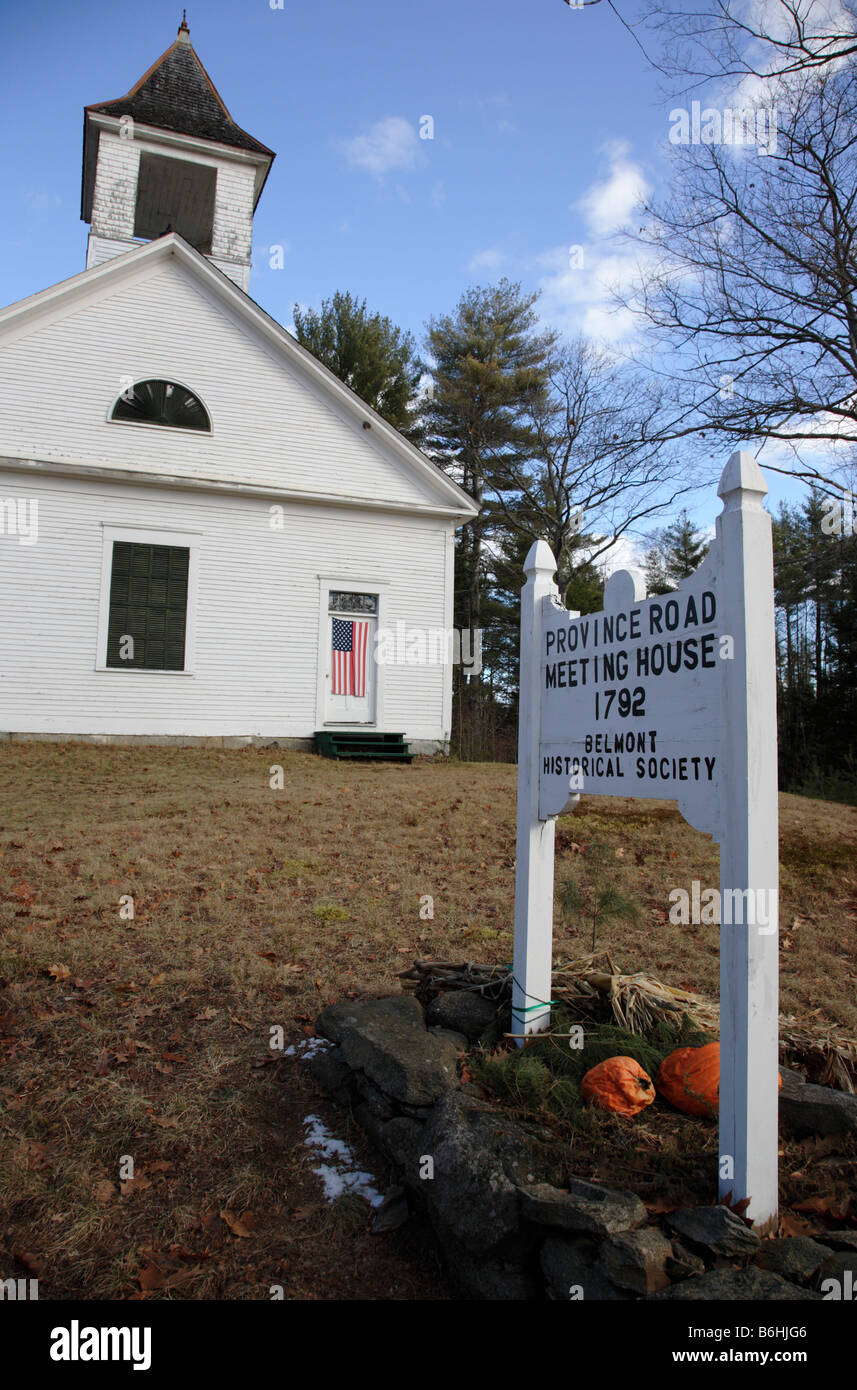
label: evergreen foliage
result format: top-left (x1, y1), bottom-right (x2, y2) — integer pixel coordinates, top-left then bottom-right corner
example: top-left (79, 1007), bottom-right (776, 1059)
top-left (293, 290), bottom-right (423, 440)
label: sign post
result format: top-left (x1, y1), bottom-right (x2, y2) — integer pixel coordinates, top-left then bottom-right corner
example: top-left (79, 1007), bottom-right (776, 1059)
top-left (512, 452), bottom-right (780, 1233)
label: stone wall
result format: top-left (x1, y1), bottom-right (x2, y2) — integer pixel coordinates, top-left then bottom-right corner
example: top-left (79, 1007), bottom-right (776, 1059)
top-left (310, 993), bottom-right (857, 1301)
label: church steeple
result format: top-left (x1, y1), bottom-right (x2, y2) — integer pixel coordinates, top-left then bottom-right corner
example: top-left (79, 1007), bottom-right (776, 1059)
top-left (81, 21), bottom-right (275, 291)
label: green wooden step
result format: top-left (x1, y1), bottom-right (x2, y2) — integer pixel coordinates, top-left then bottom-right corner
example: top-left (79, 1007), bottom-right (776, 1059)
top-left (313, 730), bottom-right (412, 762)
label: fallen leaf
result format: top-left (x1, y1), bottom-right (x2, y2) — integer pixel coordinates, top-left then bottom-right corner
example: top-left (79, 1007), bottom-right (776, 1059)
top-left (95, 1051), bottom-right (111, 1076)
top-left (94, 1179), bottom-right (116, 1205)
top-left (194, 1006), bottom-right (218, 1022)
top-left (145, 1160), bottom-right (174, 1174)
top-left (120, 1173), bottom-right (152, 1197)
top-left (138, 1263), bottom-right (165, 1292)
top-left (779, 1210), bottom-right (818, 1237)
top-left (27, 1141), bottom-right (54, 1172)
top-left (219, 1208), bottom-right (254, 1238)
top-left (47, 964), bottom-right (71, 981)
top-left (794, 1193), bottom-right (851, 1221)
top-left (149, 973), bottom-right (167, 986)
top-left (13, 1249), bottom-right (46, 1277)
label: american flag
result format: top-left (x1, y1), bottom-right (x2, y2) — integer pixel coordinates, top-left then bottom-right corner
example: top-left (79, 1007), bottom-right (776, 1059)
top-left (331, 617), bottom-right (369, 696)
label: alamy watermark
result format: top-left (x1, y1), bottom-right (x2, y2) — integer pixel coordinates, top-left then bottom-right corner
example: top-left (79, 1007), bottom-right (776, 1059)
top-left (374, 624), bottom-right (482, 677)
top-left (0, 498), bottom-right (38, 545)
top-left (669, 101), bottom-right (778, 156)
top-left (669, 879), bottom-right (778, 934)
top-left (821, 489), bottom-right (855, 537)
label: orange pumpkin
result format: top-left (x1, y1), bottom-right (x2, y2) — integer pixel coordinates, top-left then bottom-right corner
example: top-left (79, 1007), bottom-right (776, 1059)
top-left (580, 1056), bottom-right (656, 1117)
top-left (656, 1042), bottom-right (783, 1119)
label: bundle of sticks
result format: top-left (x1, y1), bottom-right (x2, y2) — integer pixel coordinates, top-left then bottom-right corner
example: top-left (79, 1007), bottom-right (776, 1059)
top-left (398, 951), bottom-right (857, 1092)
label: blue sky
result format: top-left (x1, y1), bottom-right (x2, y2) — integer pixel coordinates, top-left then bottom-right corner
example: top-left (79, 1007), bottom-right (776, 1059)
top-left (0, 0), bottom-right (811, 536)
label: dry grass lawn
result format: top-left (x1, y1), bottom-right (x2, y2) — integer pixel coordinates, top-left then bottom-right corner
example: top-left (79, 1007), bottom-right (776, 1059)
top-left (1, 743), bottom-right (856, 1299)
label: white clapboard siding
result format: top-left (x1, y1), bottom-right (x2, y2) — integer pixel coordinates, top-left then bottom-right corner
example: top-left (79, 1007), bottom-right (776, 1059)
top-left (0, 255), bottom-right (453, 512)
top-left (0, 471), bottom-right (454, 741)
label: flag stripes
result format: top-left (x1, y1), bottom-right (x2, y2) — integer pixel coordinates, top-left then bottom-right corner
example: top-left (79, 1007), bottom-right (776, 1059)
top-left (331, 617), bottom-right (369, 697)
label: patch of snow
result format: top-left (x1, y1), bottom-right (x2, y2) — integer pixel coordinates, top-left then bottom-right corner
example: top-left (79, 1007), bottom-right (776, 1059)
top-left (283, 1036), bottom-right (330, 1059)
top-left (302, 1113), bottom-right (384, 1207)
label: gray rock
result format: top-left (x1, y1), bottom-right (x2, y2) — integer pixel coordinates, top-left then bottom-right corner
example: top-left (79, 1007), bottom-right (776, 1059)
top-left (427, 1025), bottom-right (469, 1049)
top-left (399, 1102), bottom-right (436, 1120)
top-left (351, 1100), bottom-right (388, 1154)
top-left (778, 1066), bottom-right (806, 1093)
top-left (426, 991), bottom-right (497, 1041)
top-left (371, 1186), bottom-right (410, 1234)
top-left (540, 1233), bottom-right (631, 1301)
top-left (597, 1227), bottom-right (673, 1295)
top-left (352, 1071), bottom-right (396, 1119)
top-left (780, 1081), bottom-right (857, 1137)
top-left (666, 1240), bottom-right (707, 1281)
top-left (379, 1115), bottom-right (425, 1170)
top-left (416, 1091), bottom-right (541, 1255)
top-left (816, 1230), bottom-right (857, 1253)
top-left (317, 995), bottom-right (461, 1107)
top-left (307, 1047), bottom-right (350, 1097)
top-left (445, 1231), bottom-right (540, 1300)
top-left (519, 1177), bottom-right (647, 1238)
top-left (650, 1268), bottom-right (820, 1300)
top-left (667, 1205), bottom-right (761, 1257)
top-left (315, 998), bottom-right (377, 1045)
top-left (754, 1236), bottom-right (829, 1284)
top-left (816, 1251), bottom-right (857, 1293)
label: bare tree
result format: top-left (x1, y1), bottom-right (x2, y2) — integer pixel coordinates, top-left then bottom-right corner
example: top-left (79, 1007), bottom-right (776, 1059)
top-left (637, 0), bottom-right (857, 87)
top-left (485, 338), bottom-right (692, 605)
top-left (622, 58), bottom-right (857, 485)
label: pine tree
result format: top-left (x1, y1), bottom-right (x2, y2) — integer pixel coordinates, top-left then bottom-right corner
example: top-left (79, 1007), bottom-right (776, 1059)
top-left (292, 291), bottom-right (422, 440)
top-left (423, 281), bottom-right (556, 757)
top-left (423, 280), bottom-right (557, 636)
top-left (645, 511), bottom-right (710, 594)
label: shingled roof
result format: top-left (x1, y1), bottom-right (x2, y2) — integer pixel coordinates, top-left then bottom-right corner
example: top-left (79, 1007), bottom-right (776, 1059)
top-left (85, 17), bottom-right (274, 156)
top-left (81, 18), bottom-right (275, 224)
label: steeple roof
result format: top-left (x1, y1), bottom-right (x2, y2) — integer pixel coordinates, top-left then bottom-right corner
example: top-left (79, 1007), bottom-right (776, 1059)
top-left (85, 17), bottom-right (274, 155)
top-left (82, 17), bottom-right (274, 223)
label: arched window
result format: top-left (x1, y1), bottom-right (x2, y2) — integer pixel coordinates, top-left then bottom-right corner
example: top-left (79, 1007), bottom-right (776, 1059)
top-left (111, 380), bottom-right (210, 432)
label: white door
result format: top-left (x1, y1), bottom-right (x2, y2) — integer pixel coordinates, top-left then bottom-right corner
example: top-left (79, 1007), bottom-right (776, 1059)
top-left (324, 597), bottom-right (378, 724)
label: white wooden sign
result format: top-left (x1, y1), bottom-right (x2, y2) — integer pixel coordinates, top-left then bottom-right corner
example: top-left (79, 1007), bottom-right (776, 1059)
top-left (513, 452), bottom-right (780, 1233)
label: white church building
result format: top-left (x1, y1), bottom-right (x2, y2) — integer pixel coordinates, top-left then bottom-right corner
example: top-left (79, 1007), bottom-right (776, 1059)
top-left (0, 19), bottom-right (476, 753)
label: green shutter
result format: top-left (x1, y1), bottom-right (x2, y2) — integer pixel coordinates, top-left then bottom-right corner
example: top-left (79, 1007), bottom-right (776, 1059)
top-left (106, 542), bottom-right (189, 670)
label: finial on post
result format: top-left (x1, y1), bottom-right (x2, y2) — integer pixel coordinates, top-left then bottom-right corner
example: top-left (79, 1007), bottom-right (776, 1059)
top-left (523, 539), bottom-right (557, 583)
top-left (717, 450), bottom-right (768, 511)
top-left (178, 10), bottom-right (190, 37)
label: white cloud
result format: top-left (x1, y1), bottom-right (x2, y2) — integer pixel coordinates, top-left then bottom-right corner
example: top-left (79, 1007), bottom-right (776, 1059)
top-left (341, 116), bottom-right (421, 178)
top-left (465, 247), bottom-right (505, 274)
top-left (596, 532), bottom-right (647, 583)
top-left (574, 139), bottom-right (650, 240)
top-left (535, 142), bottom-right (653, 344)
top-left (535, 243), bottom-right (645, 344)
